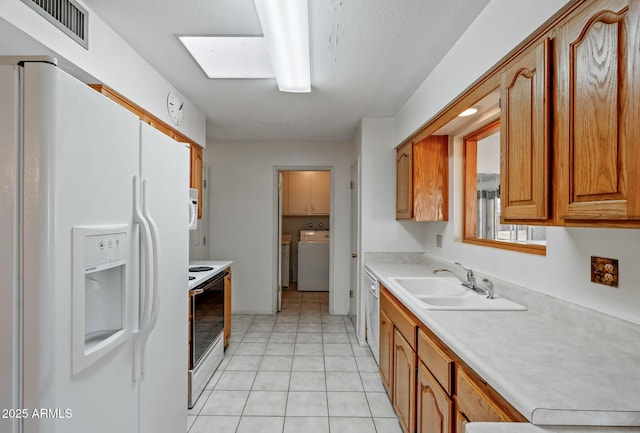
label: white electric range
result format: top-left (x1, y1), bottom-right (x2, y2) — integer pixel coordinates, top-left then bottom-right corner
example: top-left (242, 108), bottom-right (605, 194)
top-left (187, 260), bottom-right (232, 408)
top-left (188, 260), bottom-right (232, 290)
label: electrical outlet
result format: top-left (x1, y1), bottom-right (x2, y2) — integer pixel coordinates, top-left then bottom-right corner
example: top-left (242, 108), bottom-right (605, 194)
top-left (436, 235), bottom-right (443, 248)
top-left (590, 256), bottom-right (618, 287)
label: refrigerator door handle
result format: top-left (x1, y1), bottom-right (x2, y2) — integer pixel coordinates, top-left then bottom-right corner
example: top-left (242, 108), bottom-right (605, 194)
top-left (140, 177), bottom-right (160, 375)
top-left (132, 175), bottom-right (154, 380)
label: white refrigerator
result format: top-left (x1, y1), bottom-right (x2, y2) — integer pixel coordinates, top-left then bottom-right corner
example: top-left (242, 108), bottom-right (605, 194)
top-left (0, 58), bottom-right (189, 433)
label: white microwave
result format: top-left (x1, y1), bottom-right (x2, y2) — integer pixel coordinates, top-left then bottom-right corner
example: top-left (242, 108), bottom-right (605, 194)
top-left (188, 188), bottom-right (198, 230)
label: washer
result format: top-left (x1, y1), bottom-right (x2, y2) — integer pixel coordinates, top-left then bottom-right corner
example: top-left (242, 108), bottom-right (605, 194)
top-left (297, 230), bottom-right (329, 291)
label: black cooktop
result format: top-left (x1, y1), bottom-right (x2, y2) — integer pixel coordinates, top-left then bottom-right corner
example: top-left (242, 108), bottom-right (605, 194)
top-left (189, 266), bottom-right (214, 272)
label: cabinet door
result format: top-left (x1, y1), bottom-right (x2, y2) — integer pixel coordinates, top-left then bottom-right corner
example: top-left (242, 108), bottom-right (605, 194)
top-left (287, 171), bottom-right (311, 215)
top-left (500, 38), bottom-right (551, 222)
top-left (224, 269), bottom-right (232, 347)
top-left (379, 309), bottom-right (394, 396)
top-left (393, 328), bottom-right (416, 433)
top-left (281, 172), bottom-right (289, 215)
top-left (417, 362), bottom-right (452, 433)
top-left (556, 0), bottom-right (640, 221)
top-left (396, 140), bottom-right (413, 220)
top-left (455, 409), bottom-right (469, 433)
top-left (310, 171), bottom-right (330, 214)
top-left (190, 144), bottom-right (203, 219)
top-left (413, 135), bottom-right (449, 221)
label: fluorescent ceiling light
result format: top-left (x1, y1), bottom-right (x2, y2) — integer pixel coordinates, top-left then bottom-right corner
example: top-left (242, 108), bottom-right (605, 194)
top-left (254, 0), bottom-right (311, 93)
top-left (179, 36), bottom-right (274, 79)
top-left (458, 106), bottom-right (479, 117)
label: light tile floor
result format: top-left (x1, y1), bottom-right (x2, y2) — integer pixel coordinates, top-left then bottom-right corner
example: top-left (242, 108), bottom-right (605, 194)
top-left (188, 290), bottom-right (403, 433)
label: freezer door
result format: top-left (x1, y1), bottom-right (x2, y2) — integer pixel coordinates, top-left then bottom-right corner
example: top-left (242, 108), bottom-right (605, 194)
top-left (0, 64), bottom-right (20, 433)
top-left (138, 122), bottom-right (189, 433)
top-left (21, 62), bottom-right (140, 433)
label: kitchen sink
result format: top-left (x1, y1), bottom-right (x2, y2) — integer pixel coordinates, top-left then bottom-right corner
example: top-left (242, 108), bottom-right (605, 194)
top-left (391, 276), bottom-right (526, 311)
top-left (391, 277), bottom-right (467, 297)
top-left (414, 292), bottom-right (526, 311)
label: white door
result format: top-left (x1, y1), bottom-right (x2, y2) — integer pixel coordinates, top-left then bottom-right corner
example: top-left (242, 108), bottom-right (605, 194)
top-left (21, 62), bottom-right (140, 433)
top-left (139, 123), bottom-right (189, 433)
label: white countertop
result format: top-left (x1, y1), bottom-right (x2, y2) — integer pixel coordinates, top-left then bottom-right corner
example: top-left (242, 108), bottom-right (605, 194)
top-left (466, 423), bottom-right (640, 433)
top-left (364, 254), bottom-right (640, 428)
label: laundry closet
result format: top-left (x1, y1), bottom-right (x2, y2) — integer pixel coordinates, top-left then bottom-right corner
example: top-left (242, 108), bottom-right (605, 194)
top-left (279, 170), bottom-right (331, 292)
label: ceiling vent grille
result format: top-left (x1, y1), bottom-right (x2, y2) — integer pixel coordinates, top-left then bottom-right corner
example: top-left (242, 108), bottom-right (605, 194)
top-left (21, 0), bottom-right (89, 49)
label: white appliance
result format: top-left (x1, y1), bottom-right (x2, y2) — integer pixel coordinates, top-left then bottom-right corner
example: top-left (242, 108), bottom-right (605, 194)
top-left (0, 58), bottom-right (189, 433)
top-left (281, 234), bottom-right (292, 288)
top-left (187, 262), bottom-right (226, 408)
top-left (188, 188), bottom-right (198, 230)
top-left (297, 230), bottom-right (329, 291)
top-left (364, 267), bottom-right (380, 365)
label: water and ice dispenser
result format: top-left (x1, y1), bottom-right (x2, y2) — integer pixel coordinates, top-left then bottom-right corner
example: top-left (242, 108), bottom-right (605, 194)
top-left (72, 225), bottom-right (129, 374)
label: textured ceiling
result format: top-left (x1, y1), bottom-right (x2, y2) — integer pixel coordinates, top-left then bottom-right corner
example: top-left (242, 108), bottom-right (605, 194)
top-left (82, 0), bottom-right (491, 142)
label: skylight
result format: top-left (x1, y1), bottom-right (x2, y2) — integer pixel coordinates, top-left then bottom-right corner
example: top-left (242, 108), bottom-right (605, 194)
top-left (179, 36), bottom-right (274, 79)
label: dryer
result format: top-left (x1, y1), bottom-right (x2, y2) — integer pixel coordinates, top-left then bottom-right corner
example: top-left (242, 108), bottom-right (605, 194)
top-left (297, 230), bottom-right (329, 291)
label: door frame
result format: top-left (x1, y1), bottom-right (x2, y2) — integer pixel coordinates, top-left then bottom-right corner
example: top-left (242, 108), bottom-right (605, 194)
top-left (272, 166), bottom-right (335, 314)
top-left (350, 158), bottom-right (365, 343)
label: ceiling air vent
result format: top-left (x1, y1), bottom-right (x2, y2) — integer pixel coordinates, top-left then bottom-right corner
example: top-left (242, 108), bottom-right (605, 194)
top-left (21, 0), bottom-right (89, 49)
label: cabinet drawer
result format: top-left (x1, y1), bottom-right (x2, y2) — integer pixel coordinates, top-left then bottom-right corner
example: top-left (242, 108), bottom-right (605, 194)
top-left (381, 287), bottom-right (417, 350)
top-left (418, 328), bottom-right (453, 395)
top-left (455, 366), bottom-right (522, 422)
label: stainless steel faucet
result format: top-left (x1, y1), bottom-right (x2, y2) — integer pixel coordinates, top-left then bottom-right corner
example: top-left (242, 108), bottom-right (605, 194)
top-left (455, 262), bottom-right (477, 289)
top-left (433, 262), bottom-right (483, 294)
top-left (482, 278), bottom-right (495, 299)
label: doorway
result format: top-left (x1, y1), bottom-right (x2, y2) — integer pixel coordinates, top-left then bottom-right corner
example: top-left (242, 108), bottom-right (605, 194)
top-left (275, 169), bottom-right (332, 312)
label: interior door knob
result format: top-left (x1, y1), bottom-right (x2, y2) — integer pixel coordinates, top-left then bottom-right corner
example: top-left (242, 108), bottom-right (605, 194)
top-left (352, 253), bottom-right (357, 258)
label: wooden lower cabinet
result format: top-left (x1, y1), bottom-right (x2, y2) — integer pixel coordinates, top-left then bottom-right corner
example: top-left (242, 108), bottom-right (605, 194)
top-left (455, 365), bottom-right (525, 423)
top-left (417, 361), bottom-right (452, 433)
top-left (380, 286), bottom-right (525, 433)
top-left (223, 268), bottom-right (232, 347)
top-left (379, 309), bottom-right (394, 395)
top-left (393, 328), bottom-right (416, 433)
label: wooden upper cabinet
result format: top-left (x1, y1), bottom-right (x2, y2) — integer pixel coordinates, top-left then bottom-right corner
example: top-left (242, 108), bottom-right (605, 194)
top-left (283, 171), bottom-right (330, 215)
top-left (396, 139), bottom-right (413, 219)
top-left (396, 135), bottom-right (449, 221)
top-left (555, 0), bottom-right (640, 222)
top-left (310, 171), bottom-right (331, 214)
top-left (190, 144), bottom-right (203, 219)
top-left (500, 38), bottom-right (551, 222)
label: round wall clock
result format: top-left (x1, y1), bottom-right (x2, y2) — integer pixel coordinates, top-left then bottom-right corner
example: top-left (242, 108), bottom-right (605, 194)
top-left (166, 91), bottom-right (185, 126)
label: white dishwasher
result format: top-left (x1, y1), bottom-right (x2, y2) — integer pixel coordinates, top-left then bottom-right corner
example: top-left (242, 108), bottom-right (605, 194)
top-left (364, 267), bottom-right (380, 365)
